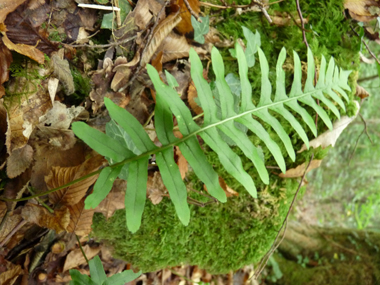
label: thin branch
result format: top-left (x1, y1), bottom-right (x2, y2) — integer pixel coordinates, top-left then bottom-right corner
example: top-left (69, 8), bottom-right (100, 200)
top-left (351, 26), bottom-right (380, 65)
top-left (76, 234), bottom-right (89, 264)
top-left (295, 0), bottom-right (309, 49)
top-left (64, 36), bottom-right (136, 48)
top-left (183, 0), bottom-right (201, 22)
top-left (252, 154), bottom-right (315, 280)
top-left (348, 113), bottom-right (373, 164)
top-left (357, 74), bottom-right (379, 83)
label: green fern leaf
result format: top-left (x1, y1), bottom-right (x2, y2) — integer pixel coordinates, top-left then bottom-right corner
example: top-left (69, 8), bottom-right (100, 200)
top-left (73, 27), bottom-right (352, 233)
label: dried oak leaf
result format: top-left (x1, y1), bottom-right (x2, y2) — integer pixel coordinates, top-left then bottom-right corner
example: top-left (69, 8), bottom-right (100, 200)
top-left (63, 245), bottom-right (100, 272)
top-left (6, 144), bottom-right (33, 178)
top-left (21, 203), bottom-right (70, 234)
top-left (46, 155), bottom-right (105, 206)
top-left (279, 160), bottom-right (322, 178)
top-left (356, 84), bottom-right (370, 99)
top-left (0, 261), bottom-right (23, 285)
top-left (67, 197), bottom-right (95, 237)
top-left (51, 52), bottom-right (75, 95)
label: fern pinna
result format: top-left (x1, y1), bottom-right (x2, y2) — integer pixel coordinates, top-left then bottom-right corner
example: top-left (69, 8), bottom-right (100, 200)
top-left (72, 28), bottom-right (351, 233)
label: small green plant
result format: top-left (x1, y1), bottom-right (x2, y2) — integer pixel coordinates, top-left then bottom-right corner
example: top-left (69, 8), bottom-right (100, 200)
top-left (72, 27), bottom-right (351, 233)
top-left (69, 255), bottom-right (141, 285)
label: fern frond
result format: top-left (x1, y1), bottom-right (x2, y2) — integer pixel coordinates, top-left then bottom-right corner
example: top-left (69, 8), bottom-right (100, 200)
top-left (72, 29), bottom-right (351, 233)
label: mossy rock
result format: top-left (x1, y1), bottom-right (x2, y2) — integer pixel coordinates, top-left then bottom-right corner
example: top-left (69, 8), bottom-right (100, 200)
top-left (91, 0), bottom-right (361, 274)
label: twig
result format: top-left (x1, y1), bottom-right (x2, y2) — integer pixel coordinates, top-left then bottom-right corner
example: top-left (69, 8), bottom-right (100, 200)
top-left (295, 0), bottom-right (309, 49)
top-left (348, 113), bottom-right (373, 164)
top-left (64, 36), bottom-right (136, 48)
top-left (0, 220), bottom-right (27, 248)
top-left (358, 74), bottom-right (379, 83)
top-left (76, 234), bottom-right (89, 264)
top-left (252, 154), bottom-right (315, 280)
top-left (351, 26), bottom-right (380, 65)
top-left (183, 0), bottom-right (201, 22)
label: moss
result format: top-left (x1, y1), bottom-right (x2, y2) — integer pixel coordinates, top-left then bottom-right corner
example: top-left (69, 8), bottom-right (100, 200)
top-left (92, 0), bottom-right (361, 274)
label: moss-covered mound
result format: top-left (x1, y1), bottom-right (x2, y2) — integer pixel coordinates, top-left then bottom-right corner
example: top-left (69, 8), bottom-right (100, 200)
top-left (92, 0), bottom-right (361, 274)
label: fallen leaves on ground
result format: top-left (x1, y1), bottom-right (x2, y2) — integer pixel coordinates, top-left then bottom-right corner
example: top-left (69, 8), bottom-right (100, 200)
top-left (62, 244), bottom-right (100, 272)
top-left (279, 160), bottom-right (322, 178)
top-left (344, 0), bottom-right (380, 22)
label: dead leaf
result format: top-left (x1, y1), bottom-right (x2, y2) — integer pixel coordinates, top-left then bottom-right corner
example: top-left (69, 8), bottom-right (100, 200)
top-left (0, 42), bottom-right (12, 98)
top-left (46, 155), bottom-right (105, 206)
top-left (21, 203), bottom-right (70, 234)
top-left (95, 179), bottom-right (126, 219)
top-left (38, 101), bottom-right (84, 130)
top-left (151, 51), bottom-right (163, 75)
top-left (175, 146), bottom-right (188, 179)
top-left (0, 213), bottom-right (23, 245)
top-left (51, 52), bottom-right (75, 95)
top-left (356, 84), bottom-right (370, 99)
top-left (147, 172), bottom-right (167, 205)
top-left (344, 0), bottom-right (380, 22)
top-left (279, 160), bottom-right (322, 178)
top-left (0, 23), bottom-right (44, 64)
top-left (0, 201), bottom-right (6, 219)
top-left (141, 12), bottom-right (182, 66)
top-left (134, 0), bottom-right (163, 30)
top-left (218, 177), bottom-right (239, 197)
top-left (67, 197), bottom-right (95, 236)
top-left (188, 81), bottom-right (203, 114)
top-left (63, 245), bottom-right (100, 272)
top-left (172, 0), bottom-right (200, 35)
top-left (0, 0), bottom-right (27, 23)
top-left (47, 78), bottom-right (59, 103)
top-left (0, 261), bottom-right (23, 285)
top-left (298, 101), bottom-right (360, 153)
top-left (6, 144), bottom-right (33, 178)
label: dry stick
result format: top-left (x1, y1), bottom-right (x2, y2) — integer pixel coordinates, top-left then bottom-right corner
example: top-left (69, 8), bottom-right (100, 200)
top-left (351, 26), bottom-right (380, 65)
top-left (252, 154), bottom-right (315, 280)
top-left (358, 74), bottom-right (379, 83)
top-left (295, 0), bottom-right (309, 49)
top-left (348, 113), bottom-right (373, 165)
top-left (183, 0), bottom-right (201, 22)
top-left (64, 35), bottom-right (136, 48)
top-left (0, 220), bottom-right (27, 248)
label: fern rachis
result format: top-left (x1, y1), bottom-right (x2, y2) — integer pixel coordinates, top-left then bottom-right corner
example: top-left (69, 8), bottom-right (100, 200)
top-left (72, 28), bottom-right (351, 233)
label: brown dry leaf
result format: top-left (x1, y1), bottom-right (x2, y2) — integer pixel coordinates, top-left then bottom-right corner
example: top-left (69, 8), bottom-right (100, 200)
top-left (218, 177), bottom-right (239, 197)
top-left (51, 52), bottom-right (75, 95)
top-left (6, 144), bottom-right (33, 178)
top-left (0, 213), bottom-right (23, 245)
top-left (134, 0), bottom-right (163, 29)
top-left (141, 12), bottom-right (182, 66)
top-left (151, 51), bottom-right (163, 74)
top-left (344, 0), bottom-right (380, 22)
top-left (188, 81), bottom-right (203, 114)
top-left (279, 160), bottom-right (322, 178)
top-left (5, 75), bottom-right (52, 153)
top-left (67, 197), bottom-right (95, 236)
top-left (175, 146), bottom-right (188, 180)
top-left (356, 84), bottom-right (370, 99)
top-left (21, 203), bottom-right (70, 233)
top-left (95, 179), bottom-right (126, 219)
top-left (173, 0), bottom-right (200, 35)
top-left (147, 172), bottom-right (167, 205)
top-left (46, 155), bottom-right (105, 206)
top-left (0, 0), bottom-right (27, 23)
top-left (0, 42), bottom-right (12, 98)
top-left (111, 57), bottom-right (129, 91)
top-left (0, 261), bottom-right (23, 285)
top-left (63, 245), bottom-right (100, 272)
top-left (0, 201), bottom-right (6, 219)
top-left (0, 23), bottom-right (44, 64)
top-left (298, 102), bottom-right (360, 153)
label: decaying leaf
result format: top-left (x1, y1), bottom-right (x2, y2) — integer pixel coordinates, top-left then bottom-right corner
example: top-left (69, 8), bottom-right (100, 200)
top-left (46, 155), bottom-right (105, 206)
top-left (0, 212), bottom-right (23, 244)
top-left (0, 41), bottom-right (12, 98)
top-left (21, 203), bottom-right (70, 234)
top-left (188, 81), bottom-right (203, 115)
top-left (134, 0), bottom-right (163, 30)
top-left (141, 12), bottom-right (182, 66)
top-left (147, 172), bottom-right (167, 205)
top-left (95, 179), bottom-right (126, 219)
top-left (63, 244), bottom-right (100, 272)
top-left (344, 0), bottom-right (380, 22)
top-left (279, 160), bottom-right (322, 178)
top-left (175, 146), bottom-right (188, 179)
top-left (0, 23), bottom-right (44, 64)
top-left (298, 103), bottom-right (359, 153)
top-left (172, 0), bottom-right (200, 35)
top-left (218, 177), bottom-right (239, 197)
top-left (67, 197), bottom-right (95, 236)
top-left (0, 261), bottom-right (23, 285)
top-left (51, 52), bottom-right (75, 95)
top-left (0, 0), bottom-right (27, 23)
top-left (6, 144), bottom-right (33, 178)
top-left (356, 84), bottom-right (370, 99)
